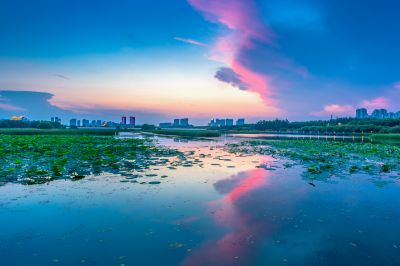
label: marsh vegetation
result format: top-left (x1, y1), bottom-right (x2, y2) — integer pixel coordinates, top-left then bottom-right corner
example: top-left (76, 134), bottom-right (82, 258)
top-left (0, 135), bottom-right (179, 185)
top-left (227, 139), bottom-right (400, 185)
top-left (1, 134), bottom-right (400, 265)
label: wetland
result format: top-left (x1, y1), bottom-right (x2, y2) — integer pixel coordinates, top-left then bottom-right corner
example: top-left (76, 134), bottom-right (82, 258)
top-left (0, 133), bottom-right (399, 265)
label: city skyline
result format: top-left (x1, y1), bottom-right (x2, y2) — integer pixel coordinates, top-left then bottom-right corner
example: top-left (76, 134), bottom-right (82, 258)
top-left (1, 0), bottom-right (400, 123)
top-left (11, 104), bottom-right (400, 128)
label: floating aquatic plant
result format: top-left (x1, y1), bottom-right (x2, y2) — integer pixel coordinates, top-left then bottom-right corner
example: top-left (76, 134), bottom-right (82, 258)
top-left (0, 135), bottom-right (180, 185)
top-left (226, 139), bottom-right (400, 185)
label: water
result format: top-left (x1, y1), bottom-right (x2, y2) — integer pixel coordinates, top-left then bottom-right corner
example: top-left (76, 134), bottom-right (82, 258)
top-left (1, 136), bottom-right (399, 265)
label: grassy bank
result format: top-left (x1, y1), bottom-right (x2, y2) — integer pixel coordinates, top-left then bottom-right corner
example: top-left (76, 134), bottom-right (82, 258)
top-left (0, 128), bottom-right (117, 135)
top-left (371, 133), bottom-right (400, 144)
top-left (0, 135), bottom-right (179, 185)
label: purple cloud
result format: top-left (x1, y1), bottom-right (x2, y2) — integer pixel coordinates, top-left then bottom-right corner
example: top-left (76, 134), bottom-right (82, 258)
top-left (214, 67), bottom-right (248, 90)
top-left (188, 0), bottom-right (277, 106)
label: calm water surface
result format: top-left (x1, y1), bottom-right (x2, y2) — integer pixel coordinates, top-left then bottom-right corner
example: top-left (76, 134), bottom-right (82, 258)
top-left (1, 136), bottom-right (400, 265)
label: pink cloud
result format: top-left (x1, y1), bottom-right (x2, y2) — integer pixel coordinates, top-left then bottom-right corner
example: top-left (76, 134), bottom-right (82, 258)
top-left (174, 37), bottom-right (208, 47)
top-left (360, 97), bottom-right (389, 109)
top-left (181, 169), bottom-right (271, 266)
top-left (311, 104), bottom-right (355, 117)
top-left (188, 0), bottom-right (272, 44)
top-left (188, 0), bottom-right (277, 106)
top-left (311, 97), bottom-right (392, 117)
top-left (181, 165), bottom-right (308, 266)
top-left (0, 103), bottom-right (25, 112)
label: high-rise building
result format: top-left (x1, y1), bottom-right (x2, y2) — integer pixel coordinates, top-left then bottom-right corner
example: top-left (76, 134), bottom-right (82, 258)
top-left (121, 116), bottom-right (127, 125)
top-left (69, 119), bottom-right (77, 127)
top-left (82, 119), bottom-right (90, 127)
top-left (356, 108), bottom-right (368, 119)
top-left (180, 118), bottom-right (189, 127)
top-left (236, 118), bottom-right (245, 126)
top-left (96, 120), bottom-right (102, 127)
top-left (91, 120), bottom-right (96, 127)
top-left (371, 109), bottom-right (388, 119)
top-left (208, 119), bottom-right (217, 127)
top-left (226, 119), bottom-right (234, 126)
top-left (77, 120), bottom-right (81, 127)
top-left (51, 117), bottom-right (61, 123)
top-left (396, 111), bottom-right (400, 119)
top-left (129, 116), bottom-right (136, 127)
top-left (173, 119), bottom-right (180, 127)
top-left (216, 119), bottom-right (226, 127)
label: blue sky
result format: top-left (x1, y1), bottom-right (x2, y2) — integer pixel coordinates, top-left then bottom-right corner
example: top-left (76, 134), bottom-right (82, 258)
top-left (0, 0), bottom-right (399, 124)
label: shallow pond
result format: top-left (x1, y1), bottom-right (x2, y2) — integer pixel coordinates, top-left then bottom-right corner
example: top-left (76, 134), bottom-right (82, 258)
top-left (1, 135), bottom-right (400, 265)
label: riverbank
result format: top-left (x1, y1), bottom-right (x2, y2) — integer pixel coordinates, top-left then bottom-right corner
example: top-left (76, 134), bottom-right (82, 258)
top-left (371, 133), bottom-right (400, 143)
top-left (0, 128), bottom-right (117, 135)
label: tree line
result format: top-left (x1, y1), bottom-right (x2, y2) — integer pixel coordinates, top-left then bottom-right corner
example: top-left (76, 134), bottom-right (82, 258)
top-left (0, 120), bottom-right (65, 129)
top-left (253, 118), bottom-right (400, 133)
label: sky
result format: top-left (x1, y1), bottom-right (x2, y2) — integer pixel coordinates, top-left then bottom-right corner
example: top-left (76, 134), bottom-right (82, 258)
top-left (0, 0), bottom-right (399, 124)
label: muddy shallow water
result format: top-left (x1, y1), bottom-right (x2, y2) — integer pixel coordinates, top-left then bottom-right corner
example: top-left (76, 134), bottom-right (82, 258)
top-left (1, 135), bottom-right (400, 266)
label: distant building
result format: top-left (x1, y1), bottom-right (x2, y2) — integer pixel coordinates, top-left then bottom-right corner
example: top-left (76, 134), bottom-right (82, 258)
top-left (121, 116), bottom-right (127, 125)
top-left (82, 119), bottom-right (90, 127)
top-left (208, 119), bottom-right (216, 127)
top-left (173, 119), bottom-right (180, 127)
top-left (77, 120), bottom-right (81, 127)
top-left (159, 122), bottom-right (172, 128)
top-left (69, 119), bottom-right (77, 127)
top-left (209, 118), bottom-right (240, 127)
top-left (356, 108), bottom-right (368, 119)
top-left (371, 109), bottom-right (388, 119)
top-left (355, 108), bottom-right (400, 119)
top-left (180, 118), bottom-right (189, 127)
top-left (129, 116), bottom-right (136, 127)
top-left (216, 119), bottom-right (225, 127)
top-left (103, 121), bottom-right (119, 128)
top-left (51, 117), bottom-right (61, 123)
top-left (236, 118), bottom-right (245, 126)
top-left (90, 120), bottom-right (96, 127)
top-left (96, 120), bottom-right (102, 127)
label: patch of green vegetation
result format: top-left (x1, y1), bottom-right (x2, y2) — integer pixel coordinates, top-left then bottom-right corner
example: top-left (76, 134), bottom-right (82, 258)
top-left (226, 139), bottom-right (400, 184)
top-left (253, 118), bottom-right (400, 133)
top-left (0, 128), bottom-right (117, 135)
top-left (0, 135), bottom-right (179, 185)
top-left (371, 134), bottom-right (400, 144)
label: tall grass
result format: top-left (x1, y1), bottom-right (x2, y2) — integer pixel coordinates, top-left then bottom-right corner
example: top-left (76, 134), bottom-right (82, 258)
top-left (371, 134), bottom-right (400, 144)
top-left (0, 128), bottom-right (117, 135)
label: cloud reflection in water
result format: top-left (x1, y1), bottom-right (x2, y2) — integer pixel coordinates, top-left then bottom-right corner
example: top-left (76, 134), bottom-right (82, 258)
top-left (182, 168), bottom-right (273, 266)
